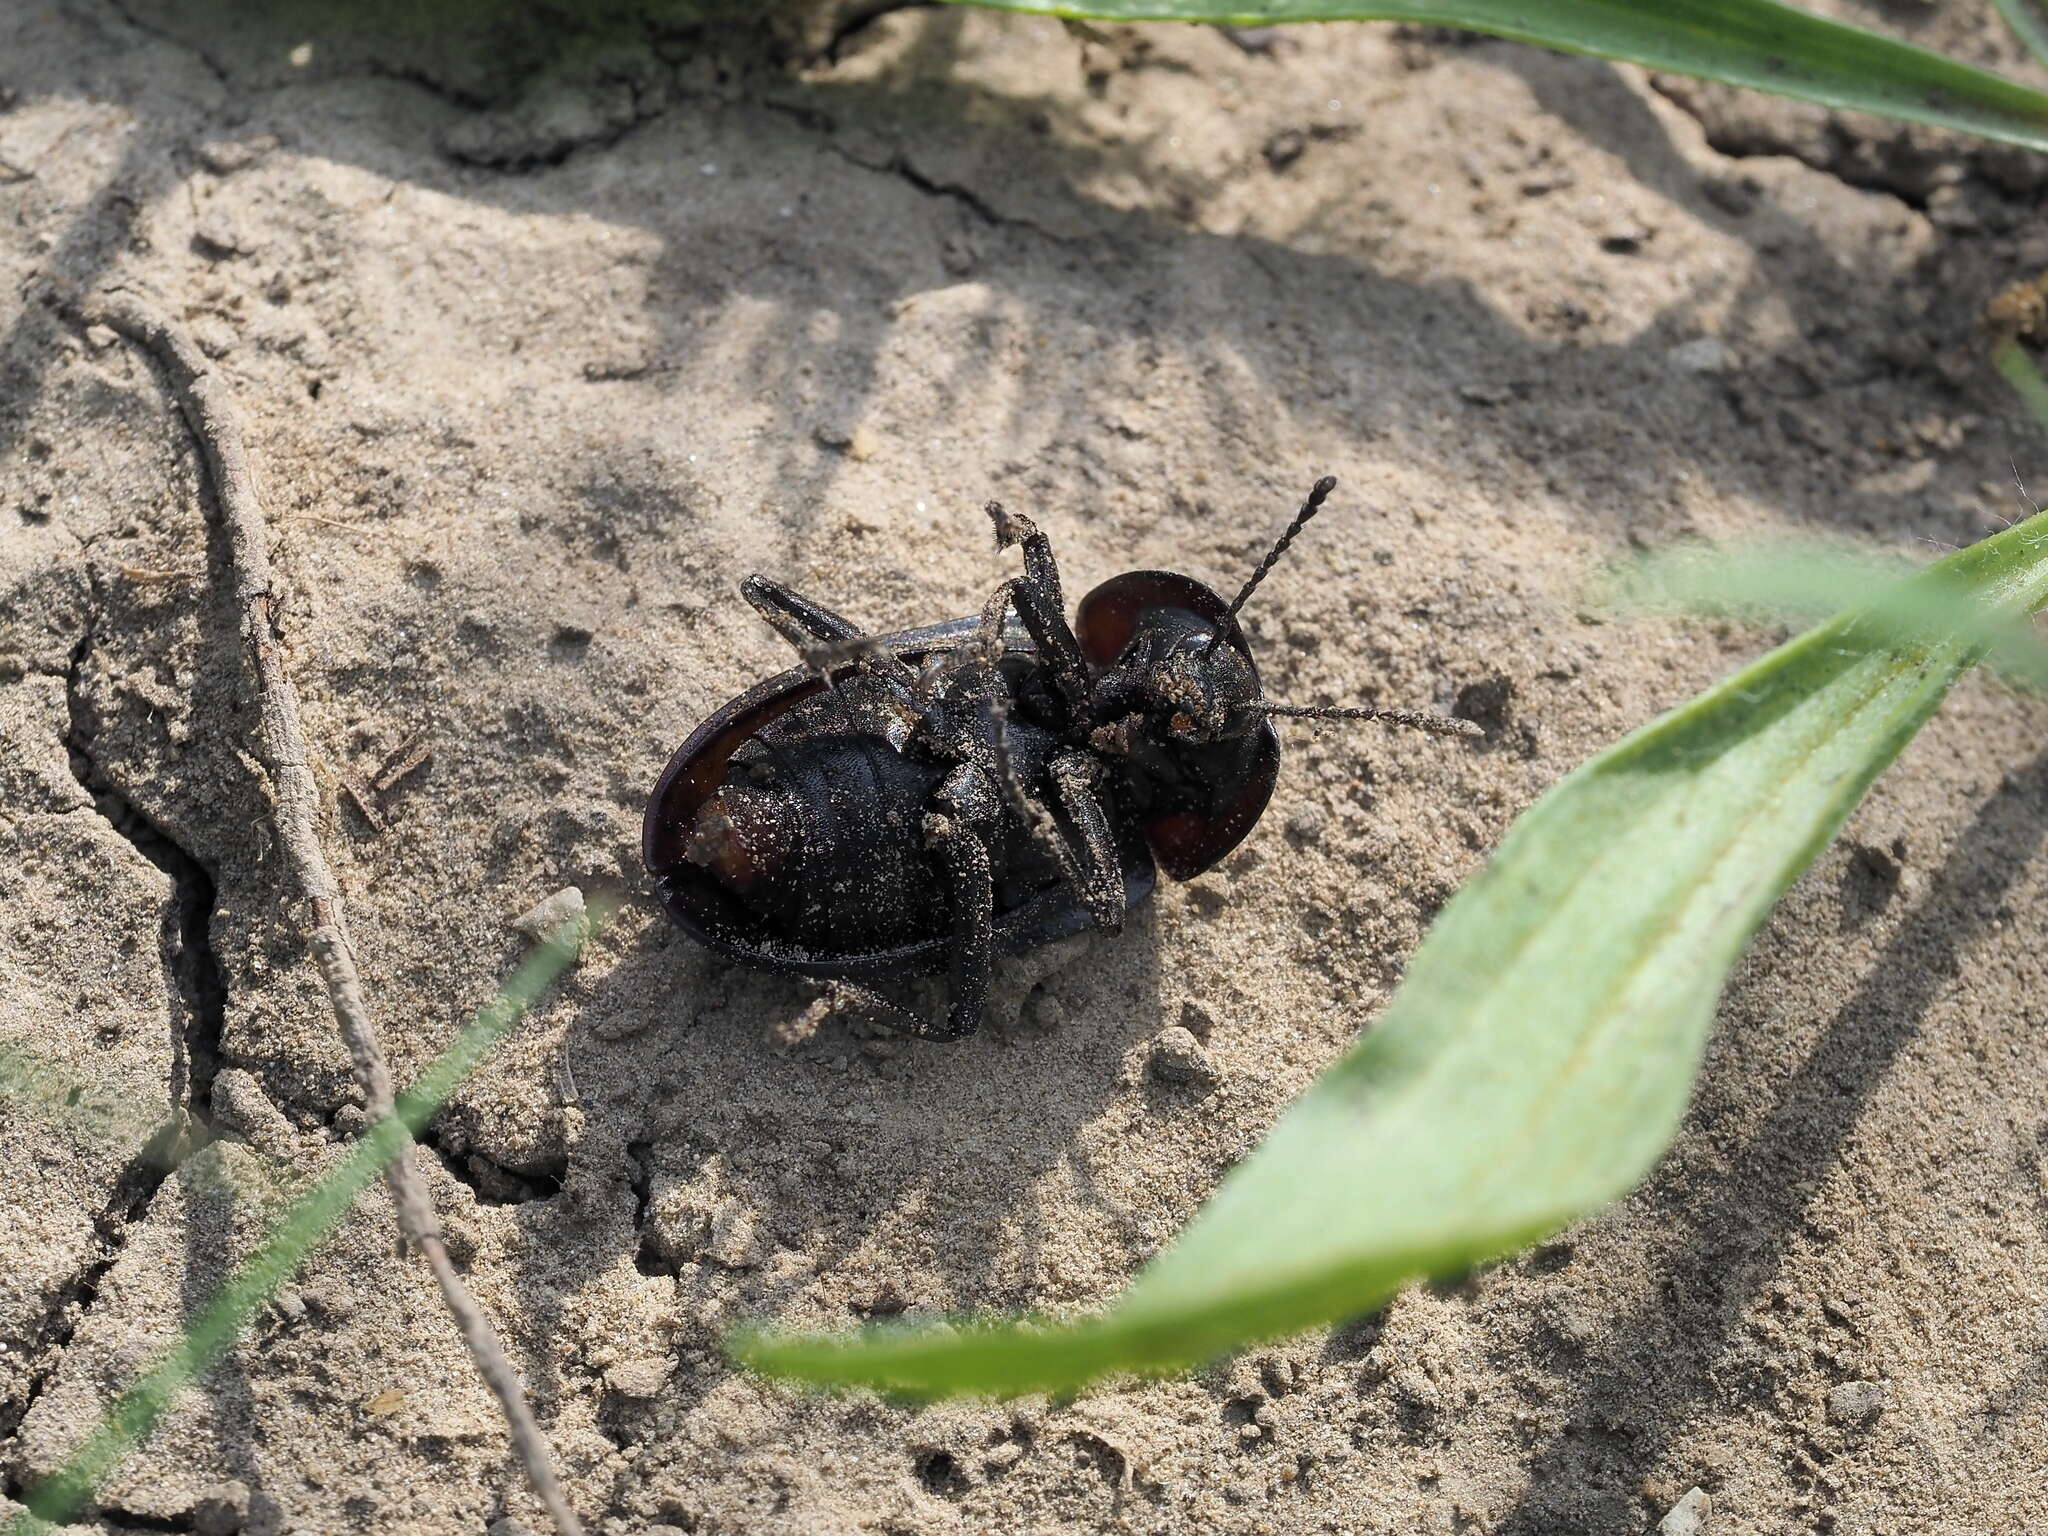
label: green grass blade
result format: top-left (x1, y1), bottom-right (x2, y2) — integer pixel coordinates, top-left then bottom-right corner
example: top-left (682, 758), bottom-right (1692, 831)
top-left (738, 511), bottom-right (2048, 1398)
top-left (1993, 0), bottom-right (2048, 72)
top-left (5, 902), bottom-right (612, 1533)
top-left (1994, 338), bottom-right (2048, 430)
top-left (939, 0), bottom-right (2048, 154)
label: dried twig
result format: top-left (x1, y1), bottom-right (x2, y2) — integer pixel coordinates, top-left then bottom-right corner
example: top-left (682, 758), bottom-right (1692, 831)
top-left (337, 767), bottom-right (387, 835)
top-left (73, 291), bottom-right (584, 1536)
top-left (374, 732), bottom-right (433, 793)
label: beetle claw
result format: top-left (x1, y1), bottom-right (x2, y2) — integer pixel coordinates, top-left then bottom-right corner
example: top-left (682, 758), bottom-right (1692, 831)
top-left (986, 499), bottom-right (1038, 552)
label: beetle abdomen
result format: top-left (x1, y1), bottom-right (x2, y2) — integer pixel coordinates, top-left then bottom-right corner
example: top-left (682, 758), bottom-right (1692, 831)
top-left (686, 732), bottom-right (944, 953)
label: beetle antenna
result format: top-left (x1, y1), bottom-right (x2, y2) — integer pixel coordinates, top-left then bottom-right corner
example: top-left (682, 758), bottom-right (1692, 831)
top-left (1238, 700), bottom-right (1481, 739)
top-left (1203, 475), bottom-right (1339, 657)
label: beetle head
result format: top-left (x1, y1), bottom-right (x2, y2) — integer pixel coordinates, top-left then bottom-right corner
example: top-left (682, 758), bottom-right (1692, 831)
top-left (1069, 477), bottom-right (1475, 879)
top-left (1076, 571), bottom-right (1263, 731)
top-left (1073, 572), bottom-right (1278, 878)
top-left (1131, 615), bottom-right (1267, 743)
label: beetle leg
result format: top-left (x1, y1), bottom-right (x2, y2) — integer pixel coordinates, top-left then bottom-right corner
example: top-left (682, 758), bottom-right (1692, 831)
top-left (812, 811), bottom-right (995, 1043)
top-left (986, 503), bottom-right (1092, 720)
top-left (904, 580), bottom-right (1023, 763)
top-left (981, 692), bottom-right (1100, 925)
top-left (877, 653), bottom-right (960, 758)
top-left (1046, 750), bottom-right (1126, 934)
top-left (937, 759), bottom-right (1002, 826)
top-left (741, 574), bottom-right (861, 647)
top-left (950, 577), bottom-right (1021, 684)
top-left (922, 811), bottom-right (995, 1040)
top-left (742, 575), bottom-right (915, 691)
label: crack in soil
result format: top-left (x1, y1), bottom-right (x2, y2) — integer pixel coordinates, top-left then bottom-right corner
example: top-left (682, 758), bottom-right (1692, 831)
top-left (90, 1504), bottom-right (196, 1534)
top-left (1640, 76), bottom-right (2038, 214)
top-left (106, 5), bottom-right (1078, 248)
top-left (0, 589), bottom-right (229, 1459)
top-left (415, 1124), bottom-right (567, 1206)
top-left (355, 59), bottom-right (496, 115)
top-left (63, 592), bottom-right (226, 1128)
top-left (626, 1140), bottom-right (668, 1277)
top-left (310, 27), bottom-right (1073, 239)
top-left (0, 1126), bottom-right (181, 1451)
top-left (820, 140), bottom-right (1079, 245)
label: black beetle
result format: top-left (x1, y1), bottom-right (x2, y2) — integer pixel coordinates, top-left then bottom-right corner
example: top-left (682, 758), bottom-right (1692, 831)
top-left (643, 477), bottom-right (1475, 1040)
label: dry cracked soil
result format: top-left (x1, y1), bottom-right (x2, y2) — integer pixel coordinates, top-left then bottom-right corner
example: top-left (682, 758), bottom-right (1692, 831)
top-left (4, 1), bottom-right (2048, 1531)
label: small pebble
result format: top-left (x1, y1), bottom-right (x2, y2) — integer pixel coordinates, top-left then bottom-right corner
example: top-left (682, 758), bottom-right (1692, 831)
top-left (1851, 834), bottom-right (1908, 888)
top-left (511, 885), bottom-right (588, 944)
top-left (1178, 998), bottom-right (1216, 1039)
top-left (196, 134), bottom-right (279, 175)
top-left (300, 1282), bottom-right (356, 1324)
top-left (1601, 222), bottom-right (1653, 254)
top-left (984, 1440), bottom-right (1024, 1471)
top-left (813, 423), bottom-right (880, 461)
top-left (193, 215), bottom-right (261, 259)
top-left (1827, 1379), bottom-right (1884, 1427)
top-left (1265, 127), bottom-right (1308, 171)
top-left (1668, 338), bottom-right (1732, 374)
top-left (1022, 989), bottom-right (1066, 1034)
top-left (1224, 25), bottom-right (1282, 54)
top-left (1658, 1486), bottom-right (1711, 1536)
top-left (210, 1067), bottom-right (295, 1152)
top-left (1148, 1025), bottom-right (1217, 1086)
top-left (1284, 803), bottom-right (1326, 843)
top-left (438, 1216), bottom-right (480, 1267)
top-left (190, 316), bottom-right (239, 359)
top-left (707, 1205), bottom-right (762, 1268)
top-left (1389, 1366), bottom-right (1441, 1410)
top-left (604, 1356), bottom-right (673, 1399)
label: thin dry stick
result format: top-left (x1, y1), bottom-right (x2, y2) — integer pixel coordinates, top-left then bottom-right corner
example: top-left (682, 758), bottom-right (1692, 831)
top-left (74, 291), bottom-right (584, 1536)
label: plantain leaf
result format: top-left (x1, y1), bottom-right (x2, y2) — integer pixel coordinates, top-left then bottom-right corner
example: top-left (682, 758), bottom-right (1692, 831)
top-left (938, 0), bottom-right (2048, 154)
top-left (737, 509), bottom-right (2048, 1398)
top-left (1600, 537), bottom-right (2048, 690)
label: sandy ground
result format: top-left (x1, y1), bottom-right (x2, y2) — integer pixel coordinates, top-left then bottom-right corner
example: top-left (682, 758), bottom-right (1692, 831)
top-left (4, 1), bottom-right (2048, 1531)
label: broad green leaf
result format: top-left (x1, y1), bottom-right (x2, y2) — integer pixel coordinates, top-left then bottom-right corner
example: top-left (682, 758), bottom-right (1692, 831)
top-left (1602, 538), bottom-right (2048, 689)
top-left (941, 0), bottom-right (2048, 154)
top-left (738, 509), bottom-right (2048, 1398)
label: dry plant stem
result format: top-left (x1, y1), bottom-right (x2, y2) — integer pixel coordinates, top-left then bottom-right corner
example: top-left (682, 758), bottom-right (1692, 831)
top-left (76, 291), bottom-right (585, 1536)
